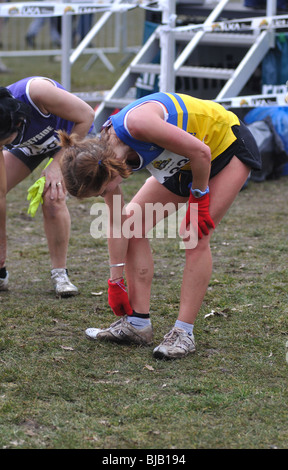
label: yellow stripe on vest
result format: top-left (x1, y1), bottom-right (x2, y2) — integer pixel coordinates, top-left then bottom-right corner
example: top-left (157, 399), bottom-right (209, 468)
top-left (166, 93), bottom-right (184, 130)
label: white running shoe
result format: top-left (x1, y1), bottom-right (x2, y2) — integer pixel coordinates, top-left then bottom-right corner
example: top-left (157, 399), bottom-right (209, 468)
top-left (0, 271), bottom-right (9, 291)
top-left (153, 327), bottom-right (196, 359)
top-left (51, 269), bottom-right (78, 298)
top-left (85, 315), bottom-right (153, 346)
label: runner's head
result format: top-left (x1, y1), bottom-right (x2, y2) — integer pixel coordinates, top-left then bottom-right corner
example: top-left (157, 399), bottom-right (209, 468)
top-left (0, 87), bottom-right (31, 146)
top-left (58, 130), bottom-right (132, 198)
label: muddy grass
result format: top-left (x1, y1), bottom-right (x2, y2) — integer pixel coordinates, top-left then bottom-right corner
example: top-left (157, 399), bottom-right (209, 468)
top-left (0, 170), bottom-right (288, 449)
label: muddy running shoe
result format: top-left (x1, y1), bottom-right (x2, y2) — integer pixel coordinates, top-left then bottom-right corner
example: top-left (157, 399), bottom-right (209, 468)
top-left (85, 315), bottom-right (153, 346)
top-left (0, 271), bottom-right (9, 291)
top-left (153, 327), bottom-right (196, 359)
top-left (51, 268), bottom-right (78, 298)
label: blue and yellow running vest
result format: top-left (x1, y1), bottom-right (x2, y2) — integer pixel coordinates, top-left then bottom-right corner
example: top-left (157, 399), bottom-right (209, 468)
top-left (109, 92), bottom-right (240, 184)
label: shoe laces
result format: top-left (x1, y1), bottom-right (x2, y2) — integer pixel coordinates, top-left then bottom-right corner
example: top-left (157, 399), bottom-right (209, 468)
top-left (52, 270), bottom-right (69, 284)
top-left (162, 327), bottom-right (185, 345)
top-left (110, 316), bottom-right (127, 330)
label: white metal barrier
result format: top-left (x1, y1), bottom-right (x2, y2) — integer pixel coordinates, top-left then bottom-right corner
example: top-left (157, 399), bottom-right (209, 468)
top-left (1, 0), bottom-right (287, 102)
top-left (0, 1), bottom-right (145, 90)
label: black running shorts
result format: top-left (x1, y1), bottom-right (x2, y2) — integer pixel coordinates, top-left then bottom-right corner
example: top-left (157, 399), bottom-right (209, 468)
top-left (162, 120), bottom-right (262, 197)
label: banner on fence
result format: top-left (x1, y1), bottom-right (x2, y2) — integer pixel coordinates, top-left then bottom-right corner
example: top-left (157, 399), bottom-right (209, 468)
top-left (0, 1), bottom-right (137, 17)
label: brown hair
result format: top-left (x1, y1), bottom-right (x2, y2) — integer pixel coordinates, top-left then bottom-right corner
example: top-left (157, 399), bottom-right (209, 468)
top-left (58, 130), bottom-right (132, 198)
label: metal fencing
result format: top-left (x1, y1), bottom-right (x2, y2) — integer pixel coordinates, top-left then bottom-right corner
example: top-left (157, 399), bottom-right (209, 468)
top-left (0, 2), bottom-right (145, 90)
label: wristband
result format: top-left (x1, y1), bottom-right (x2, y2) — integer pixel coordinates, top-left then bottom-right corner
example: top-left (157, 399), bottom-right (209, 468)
top-left (189, 183), bottom-right (209, 199)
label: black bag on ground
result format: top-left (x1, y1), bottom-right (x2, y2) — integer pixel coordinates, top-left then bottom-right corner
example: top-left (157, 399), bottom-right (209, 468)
top-left (246, 116), bottom-right (288, 182)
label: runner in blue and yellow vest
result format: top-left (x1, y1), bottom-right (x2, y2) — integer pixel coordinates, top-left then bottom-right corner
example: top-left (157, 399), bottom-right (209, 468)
top-left (59, 92), bottom-right (262, 360)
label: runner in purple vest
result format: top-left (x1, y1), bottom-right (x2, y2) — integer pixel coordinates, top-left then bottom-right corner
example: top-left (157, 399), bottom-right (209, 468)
top-left (0, 76), bottom-right (95, 297)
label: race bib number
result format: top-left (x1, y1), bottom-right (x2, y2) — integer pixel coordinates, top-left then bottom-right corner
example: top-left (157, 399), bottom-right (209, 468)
top-left (20, 135), bottom-right (59, 156)
top-left (146, 150), bottom-right (190, 183)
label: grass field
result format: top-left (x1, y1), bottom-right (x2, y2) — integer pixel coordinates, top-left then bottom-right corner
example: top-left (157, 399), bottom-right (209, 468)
top-left (1, 168), bottom-right (288, 450)
top-left (0, 11), bottom-right (288, 451)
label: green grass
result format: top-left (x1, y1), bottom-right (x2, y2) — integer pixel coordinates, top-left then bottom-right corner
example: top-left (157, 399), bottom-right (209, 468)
top-left (1, 53), bottom-right (130, 95)
top-left (1, 14), bottom-right (288, 450)
top-left (1, 169), bottom-right (288, 449)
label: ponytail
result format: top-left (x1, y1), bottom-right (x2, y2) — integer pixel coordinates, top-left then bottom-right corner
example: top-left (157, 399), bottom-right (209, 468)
top-left (58, 131), bottom-right (132, 198)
